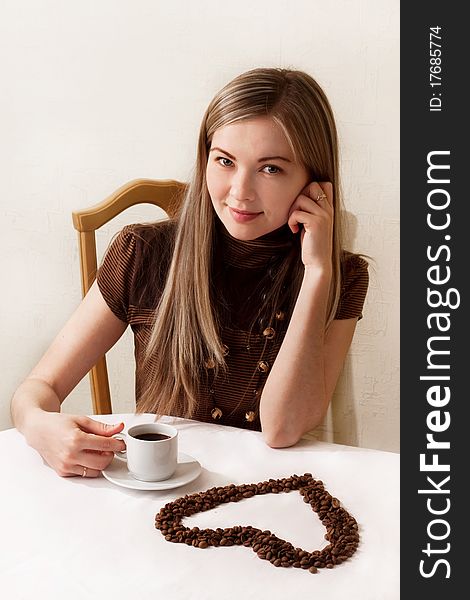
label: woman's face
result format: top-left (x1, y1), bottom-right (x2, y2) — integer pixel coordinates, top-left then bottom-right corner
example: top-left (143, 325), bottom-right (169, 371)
top-left (206, 116), bottom-right (310, 240)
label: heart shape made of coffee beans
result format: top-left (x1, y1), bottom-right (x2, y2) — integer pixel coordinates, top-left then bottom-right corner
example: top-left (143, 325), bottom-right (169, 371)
top-left (155, 473), bottom-right (359, 573)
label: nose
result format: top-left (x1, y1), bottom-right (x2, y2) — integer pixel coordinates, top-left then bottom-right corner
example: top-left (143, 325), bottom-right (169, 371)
top-left (230, 169), bottom-right (255, 203)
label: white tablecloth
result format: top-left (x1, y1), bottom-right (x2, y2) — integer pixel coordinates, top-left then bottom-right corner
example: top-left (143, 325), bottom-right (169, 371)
top-left (1, 413), bottom-right (399, 600)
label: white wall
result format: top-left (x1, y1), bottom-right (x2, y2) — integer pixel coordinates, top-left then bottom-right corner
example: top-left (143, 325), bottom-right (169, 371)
top-left (0, 0), bottom-right (399, 452)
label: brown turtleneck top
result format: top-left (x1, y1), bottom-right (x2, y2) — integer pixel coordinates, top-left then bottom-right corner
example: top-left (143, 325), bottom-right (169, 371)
top-left (96, 219), bottom-right (369, 430)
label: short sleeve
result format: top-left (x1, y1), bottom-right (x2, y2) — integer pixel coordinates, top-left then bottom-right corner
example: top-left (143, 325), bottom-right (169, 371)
top-left (334, 253), bottom-right (369, 321)
top-left (96, 225), bottom-right (139, 323)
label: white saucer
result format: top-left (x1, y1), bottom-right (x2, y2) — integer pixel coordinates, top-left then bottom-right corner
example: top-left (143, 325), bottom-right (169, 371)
top-left (102, 452), bottom-right (202, 491)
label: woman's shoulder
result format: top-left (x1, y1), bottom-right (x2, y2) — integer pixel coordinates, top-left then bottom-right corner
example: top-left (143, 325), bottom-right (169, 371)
top-left (340, 249), bottom-right (369, 276)
top-left (97, 219), bottom-right (178, 319)
top-left (114, 219), bottom-right (178, 268)
top-left (120, 219), bottom-right (178, 247)
top-left (124, 220), bottom-right (177, 297)
top-left (335, 250), bottom-right (369, 320)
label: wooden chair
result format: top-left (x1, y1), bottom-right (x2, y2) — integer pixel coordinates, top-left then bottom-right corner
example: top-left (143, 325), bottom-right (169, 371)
top-left (72, 178), bottom-right (186, 415)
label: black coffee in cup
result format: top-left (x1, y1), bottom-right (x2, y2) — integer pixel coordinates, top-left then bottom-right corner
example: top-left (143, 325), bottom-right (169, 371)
top-left (133, 432), bottom-right (171, 441)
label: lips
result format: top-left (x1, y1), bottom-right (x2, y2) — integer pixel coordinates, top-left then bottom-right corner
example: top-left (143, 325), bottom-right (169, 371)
top-left (230, 207), bottom-right (261, 215)
top-left (229, 207), bottom-right (263, 223)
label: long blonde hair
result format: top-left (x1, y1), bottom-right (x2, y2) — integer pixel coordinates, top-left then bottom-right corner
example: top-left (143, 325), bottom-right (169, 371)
top-left (137, 67), bottom-right (344, 417)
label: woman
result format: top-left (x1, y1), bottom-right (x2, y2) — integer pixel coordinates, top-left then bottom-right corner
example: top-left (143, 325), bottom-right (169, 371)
top-left (10, 67), bottom-right (368, 478)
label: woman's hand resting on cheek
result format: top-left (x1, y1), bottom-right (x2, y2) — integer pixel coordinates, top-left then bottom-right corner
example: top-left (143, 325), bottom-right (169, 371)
top-left (23, 411), bottom-right (126, 478)
top-left (287, 181), bottom-right (334, 272)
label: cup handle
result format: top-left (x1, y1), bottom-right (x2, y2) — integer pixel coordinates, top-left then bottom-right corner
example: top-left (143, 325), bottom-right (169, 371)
top-left (113, 433), bottom-right (127, 462)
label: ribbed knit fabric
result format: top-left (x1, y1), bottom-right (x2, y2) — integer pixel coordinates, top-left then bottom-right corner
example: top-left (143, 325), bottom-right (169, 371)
top-left (96, 220), bottom-right (369, 430)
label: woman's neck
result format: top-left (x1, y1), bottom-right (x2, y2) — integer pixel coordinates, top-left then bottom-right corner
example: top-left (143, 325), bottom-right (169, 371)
top-left (215, 220), bottom-right (296, 269)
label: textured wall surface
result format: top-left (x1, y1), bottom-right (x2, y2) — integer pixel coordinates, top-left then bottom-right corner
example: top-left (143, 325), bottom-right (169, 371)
top-left (0, 0), bottom-right (399, 452)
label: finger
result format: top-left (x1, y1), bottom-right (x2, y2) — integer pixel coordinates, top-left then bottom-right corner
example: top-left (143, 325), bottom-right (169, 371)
top-left (80, 432), bottom-right (126, 453)
top-left (292, 194), bottom-right (325, 215)
top-left (298, 192), bottom-right (334, 220)
top-left (75, 417), bottom-right (126, 452)
top-left (301, 181), bottom-right (323, 199)
top-left (317, 181), bottom-right (333, 206)
top-left (287, 196), bottom-right (328, 232)
top-left (287, 209), bottom-right (314, 233)
top-left (56, 463), bottom-right (101, 478)
top-left (288, 215), bottom-right (301, 234)
top-left (73, 464), bottom-right (102, 479)
top-left (288, 203), bottom-right (334, 236)
top-left (76, 416), bottom-right (125, 437)
top-left (302, 181), bottom-right (333, 205)
top-left (77, 449), bottom-right (116, 472)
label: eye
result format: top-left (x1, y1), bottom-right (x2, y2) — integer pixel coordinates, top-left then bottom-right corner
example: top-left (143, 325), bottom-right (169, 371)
top-left (216, 157), bottom-right (234, 167)
top-left (262, 164), bottom-right (282, 175)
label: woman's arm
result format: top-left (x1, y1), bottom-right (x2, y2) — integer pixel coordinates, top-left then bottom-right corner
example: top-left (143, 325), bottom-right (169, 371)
top-left (259, 265), bottom-right (358, 447)
top-left (11, 280), bottom-right (128, 476)
top-left (259, 180), bottom-right (358, 447)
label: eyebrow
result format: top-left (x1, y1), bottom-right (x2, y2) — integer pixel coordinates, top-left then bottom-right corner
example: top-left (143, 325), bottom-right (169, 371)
top-left (209, 147), bottom-right (292, 163)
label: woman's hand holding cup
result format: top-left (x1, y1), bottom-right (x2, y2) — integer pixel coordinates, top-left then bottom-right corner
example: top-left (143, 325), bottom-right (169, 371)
top-left (23, 410), bottom-right (126, 478)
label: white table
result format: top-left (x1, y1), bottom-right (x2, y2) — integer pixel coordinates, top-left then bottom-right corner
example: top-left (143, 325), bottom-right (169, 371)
top-left (0, 413), bottom-right (399, 600)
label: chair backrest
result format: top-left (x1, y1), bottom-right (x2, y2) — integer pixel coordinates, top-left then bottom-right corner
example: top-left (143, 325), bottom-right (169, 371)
top-left (72, 178), bottom-right (187, 414)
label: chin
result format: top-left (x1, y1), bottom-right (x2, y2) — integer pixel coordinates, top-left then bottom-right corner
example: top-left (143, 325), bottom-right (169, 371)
top-left (216, 211), bottom-right (284, 241)
top-left (224, 225), bottom-right (260, 241)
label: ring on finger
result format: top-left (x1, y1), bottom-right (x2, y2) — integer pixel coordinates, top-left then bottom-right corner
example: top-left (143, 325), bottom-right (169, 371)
top-left (316, 193), bottom-right (327, 202)
top-left (81, 466), bottom-right (87, 478)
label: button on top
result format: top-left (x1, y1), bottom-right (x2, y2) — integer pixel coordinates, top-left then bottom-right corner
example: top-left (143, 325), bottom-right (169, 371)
top-left (263, 327), bottom-right (276, 339)
top-left (257, 360), bottom-right (270, 373)
top-left (245, 411), bottom-right (257, 422)
top-left (211, 407), bottom-right (223, 420)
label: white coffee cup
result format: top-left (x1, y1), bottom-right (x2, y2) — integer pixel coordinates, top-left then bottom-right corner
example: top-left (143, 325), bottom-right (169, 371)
top-left (114, 423), bottom-right (178, 482)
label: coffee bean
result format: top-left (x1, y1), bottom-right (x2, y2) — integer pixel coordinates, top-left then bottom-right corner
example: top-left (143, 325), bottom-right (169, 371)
top-left (309, 566), bottom-right (318, 574)
top-left (155, 473), bottom-right (359, 574)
